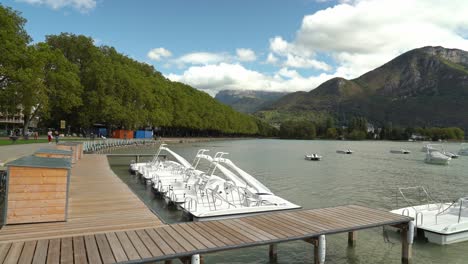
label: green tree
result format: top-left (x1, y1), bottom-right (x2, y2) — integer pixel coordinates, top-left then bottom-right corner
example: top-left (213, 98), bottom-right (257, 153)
top-left (326, 127), bottom-right (338, 139)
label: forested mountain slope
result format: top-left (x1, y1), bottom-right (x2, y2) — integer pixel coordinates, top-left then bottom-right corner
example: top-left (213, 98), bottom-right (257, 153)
top-left (261, 46), bottom-right (468, 130)
top-left (215, 89), bottom-right (289, 113)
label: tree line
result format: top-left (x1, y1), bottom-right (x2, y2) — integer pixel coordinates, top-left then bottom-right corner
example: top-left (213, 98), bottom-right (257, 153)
top-left (279, 116), bottom-right (465, 140)
top-left (0, 5), bottom-right (267, 136)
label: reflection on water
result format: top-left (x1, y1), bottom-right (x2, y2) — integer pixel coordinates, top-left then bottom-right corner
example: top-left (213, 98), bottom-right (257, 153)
top-left (109, 139), bottom-right (468, 264)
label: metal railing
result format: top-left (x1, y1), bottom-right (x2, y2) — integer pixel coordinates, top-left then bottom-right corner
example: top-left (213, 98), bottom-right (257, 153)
top-left (83, 138), bottom-right (157, 153)
top-left (395, 186), bottom-right (441, 212)
top-left (435, 197), bottom-right (468, 224)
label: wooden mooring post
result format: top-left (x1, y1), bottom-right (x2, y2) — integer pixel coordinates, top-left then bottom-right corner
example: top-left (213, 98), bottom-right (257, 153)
top-left (178, 254), bottom-right (203, 264)
top-left (269, 244), bottom-right (278, 262)
top-left (400, 222), bottom-right (414, 264)
top-left (348, 231), bottom-right (357, 247)
top-left (304, 235), bottom-right (326, 264)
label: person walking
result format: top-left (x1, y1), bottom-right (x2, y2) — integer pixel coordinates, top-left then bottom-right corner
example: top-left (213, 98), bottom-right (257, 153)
top-left (47, 130), bottom-right (52, 144)
top-left (55, 131), bottom-right (60, 144)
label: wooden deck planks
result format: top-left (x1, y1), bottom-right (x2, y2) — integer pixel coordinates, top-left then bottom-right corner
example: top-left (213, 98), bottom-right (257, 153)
top-left (18, 241), bottom-right (36, 264)
top-left (4, 242), bottom-right (24, 264)
top-left (176, 224), bottom-right (218, 248)
top-left (45, 239), bottom-right (60, 264)
top-left (72, 236), bottom-right (87, 264)
top-left (114, 232), bottom-right (140, 261)
top-left (0, 243), bottom-right (12, 263)
top-left (32, 240), bottom-right (48, 264)
top-left (145, 229), bottom-right (174, 256)
top-left (134, 230), bottom-right (164, 258)
top-left (60, 237), bottom-right (73, 264)
top-left (126, 231), bottom-right (152, 259)
top-left (160, 226), bottom-right (197, 252)
top-left (105, 232), bottom-right (128, 263)
top-left (94, 234), bottom-right (115, 264)
top-left (0, 155), bottom-right (163, 243)
top-left (83, 235), bottom-right (102, 264)
top-left (170, 225), bottom-right (207, 250)
top-left (0, 205), bottom-right (411, 263)
top-left (154, 228), bottom-right (186, 254)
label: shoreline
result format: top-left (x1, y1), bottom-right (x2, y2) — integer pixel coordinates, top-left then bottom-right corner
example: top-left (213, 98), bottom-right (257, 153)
top-left (159, 136), bottom-right (252, 144)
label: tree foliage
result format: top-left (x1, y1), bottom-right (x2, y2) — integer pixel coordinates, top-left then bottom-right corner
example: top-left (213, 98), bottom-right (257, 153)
top-left (279, 121), bottom-right (316, 139)
top-left (0, 6), bottom-right (83, 133)
top-left (0, 5), bottom-right (264, 137)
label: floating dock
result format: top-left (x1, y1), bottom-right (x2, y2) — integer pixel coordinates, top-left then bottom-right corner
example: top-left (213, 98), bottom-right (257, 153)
top-left (0, 153), bottom-right (413, 264)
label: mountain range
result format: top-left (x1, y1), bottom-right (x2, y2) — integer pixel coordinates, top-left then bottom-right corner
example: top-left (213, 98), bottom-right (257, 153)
top-left (259, 46), bottom-right (468, 130)
top-left (215, 90), bottom-right (289, 113)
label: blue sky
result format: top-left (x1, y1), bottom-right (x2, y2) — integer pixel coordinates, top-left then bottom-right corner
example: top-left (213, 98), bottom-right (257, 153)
top-left (4, 0), bottom-right (468, 95)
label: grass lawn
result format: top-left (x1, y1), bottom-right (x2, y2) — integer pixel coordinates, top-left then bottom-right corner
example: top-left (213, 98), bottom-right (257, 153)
top-left (0, 138), bottom-right (82, 146)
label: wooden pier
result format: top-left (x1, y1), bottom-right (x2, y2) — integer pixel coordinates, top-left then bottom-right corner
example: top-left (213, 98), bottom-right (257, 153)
top-left (0, 154), bottom-right (413, 263)
top-left (0, 155), bottom-right (163, 243)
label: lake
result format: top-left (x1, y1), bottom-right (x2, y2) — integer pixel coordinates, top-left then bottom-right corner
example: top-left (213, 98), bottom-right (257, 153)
top-left (108, 139), bottom-right (468, 264)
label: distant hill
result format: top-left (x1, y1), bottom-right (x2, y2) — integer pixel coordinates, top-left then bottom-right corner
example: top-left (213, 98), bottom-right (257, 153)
top-left (260, 46), bottom-right (468, 130)
top-left (215, 90), bottom-right (289, 113)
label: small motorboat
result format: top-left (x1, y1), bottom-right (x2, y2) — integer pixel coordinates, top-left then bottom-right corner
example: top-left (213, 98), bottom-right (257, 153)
top-left (305, 154), bottom-right (322, 161)
top-left (442, 151), bottom-right (459, 159)
top-left (425, 151), bottom-right (451, 165)
top-left (391, 186), bottom-right (468, 245)
top-left (421, 143), bottom-right (438, 152)
top-left (336, 149), bottom-right (353, 154)
top-left (390, 149), bottom-right (411, 154)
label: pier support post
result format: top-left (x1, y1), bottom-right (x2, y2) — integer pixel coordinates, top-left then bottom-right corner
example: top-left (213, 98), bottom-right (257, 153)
top-left (401, 222), bottom-right (414, 264)
top-left (269, 244), bottom-right (278, 262)
top-left (164, 260), bottom-right (172, 264)
top-left (313, 235), bottom-right (326, 264)
top-left (348, 231), bottom-right (357, 247)
top-left (191, 254), bottom-right (201, 264)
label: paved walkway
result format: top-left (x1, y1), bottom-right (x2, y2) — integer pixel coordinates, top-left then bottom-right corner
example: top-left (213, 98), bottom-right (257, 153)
top-left (0, 143), bottom-right (52, 167)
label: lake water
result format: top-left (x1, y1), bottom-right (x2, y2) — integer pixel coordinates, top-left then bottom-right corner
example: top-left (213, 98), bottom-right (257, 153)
top-left (108, 139), bottom-right (468, 264)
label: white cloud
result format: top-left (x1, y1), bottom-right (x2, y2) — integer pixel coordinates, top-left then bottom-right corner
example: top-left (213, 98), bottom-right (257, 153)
top-left (284, 54), bottom-right (331, 71)
top-left (279, 0), bottom-right (468, 78)
top-left (276, 68), bottom-right (301, 79)
top-left (236, 48), bottom-right (257, 62)
top-left (269, 36), bottom-right (291, 56)
top-left (165, 0), bottom-right (468, 96)
top-left (147, 48), bottom-right (172, 61)
top-left (17, 0), bottom-right (96, 12)
top-left (269, 36), bottom-right (328, 70)
top-left (166, 63), bottom-right (338, 96)
top-left (266, 53), bottom-right (278, 64)
top-left (175, 52), bottom-right (228, 66)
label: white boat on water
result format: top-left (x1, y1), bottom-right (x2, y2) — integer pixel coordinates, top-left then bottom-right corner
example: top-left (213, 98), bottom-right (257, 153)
top-left (336, 149), bottom-right (353, 154)
top-left (390, 149), bottom-right (411, 154)
top-left (129, 143), bottom-right (169, 174)
top-left (425, 151), bottom-right (451, 165)
top-left (305, 154), bottom-right (322, 161)
top-left (180, 154), bottom-right (300, 221)
top-left (136, 147), bottom-right (301, 221)
top-left (442, 151), bottom-right (459, 159)
top-left (421, 142), bottom-right (437, 152)
top-left (391, 187), bottom-right (468, 245)
top-left (458, 143), bottom-right (468, 156)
